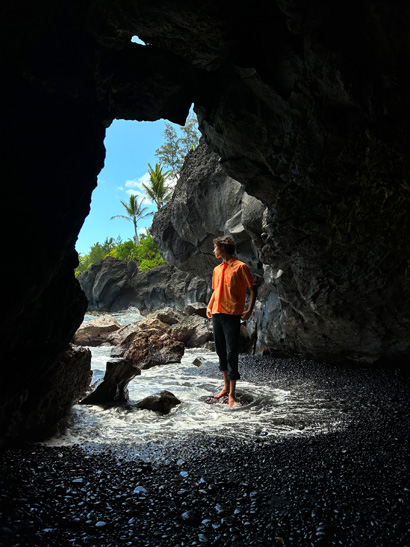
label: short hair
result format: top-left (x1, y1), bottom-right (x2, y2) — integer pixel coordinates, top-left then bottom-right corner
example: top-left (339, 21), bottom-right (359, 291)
top-left (213, 235), bottom-right (236, 255)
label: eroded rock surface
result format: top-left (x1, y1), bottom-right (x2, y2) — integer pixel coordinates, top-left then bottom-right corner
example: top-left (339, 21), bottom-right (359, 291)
top-left (0, 345), bottom-right (91, 447)
top-left (78, 260), bottom-right (211, 312)
top-left (80, 359), bottom-right (140, 405)
top-left (2, 1), bottom-right (410, 445)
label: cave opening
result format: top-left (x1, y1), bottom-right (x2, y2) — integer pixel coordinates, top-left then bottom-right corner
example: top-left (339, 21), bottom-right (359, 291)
top-left (75, 118), bottom-right (166, 259)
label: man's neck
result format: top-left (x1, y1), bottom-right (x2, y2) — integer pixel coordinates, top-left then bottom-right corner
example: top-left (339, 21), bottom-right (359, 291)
top-left (221, 253), bottom-right (235, 263)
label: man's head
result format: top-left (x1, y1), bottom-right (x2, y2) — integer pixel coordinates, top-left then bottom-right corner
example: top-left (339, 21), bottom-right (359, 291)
top-left (213, 235), bottom-right (236, 258)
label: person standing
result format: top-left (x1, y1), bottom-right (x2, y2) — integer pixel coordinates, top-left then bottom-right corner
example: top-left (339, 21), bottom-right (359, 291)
top-left (206, 236), bottom-right (257, 407)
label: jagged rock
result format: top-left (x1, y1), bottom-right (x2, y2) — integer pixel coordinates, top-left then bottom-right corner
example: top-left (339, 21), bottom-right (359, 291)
top-left (184, 302), bottom-right (208, 318)
top-left (78, 260), bottom-right (211, 312)
top-left (121, 330), bottom-right (185, 370)
top-left (136, 390), bottom-right (181, 414)
top-left (106, 322), bottom-right (143, 347)
top-left (109, 308), bottom-right (211, 356)
top-left (72, 315), bottom-right (121, 346)
top-left (124, 332), bottom-right (185, 369)
top-left (149, 308), bottom-right (185, 325)
top-left (151, 139), bottom-right (265, 280)
top-left (0, 345), bottom-right (91, 447)
top-left (168, 315), bottom-right (213, 348)
top-left (77, 257), bottom-right (138, 312)
top-left (80, 359), bottom-right (140, 404)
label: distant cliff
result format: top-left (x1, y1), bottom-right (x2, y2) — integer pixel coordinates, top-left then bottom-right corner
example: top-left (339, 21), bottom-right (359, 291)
top-left (78, 258), bottom-right (211, 312)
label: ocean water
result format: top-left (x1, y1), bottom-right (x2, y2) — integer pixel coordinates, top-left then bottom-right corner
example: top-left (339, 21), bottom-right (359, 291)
top-left (44, 310), bottom-right (346, 455)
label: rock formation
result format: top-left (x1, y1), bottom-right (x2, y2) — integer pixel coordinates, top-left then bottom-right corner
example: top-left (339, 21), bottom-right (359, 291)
top-left (136, 390), bottom-right (181, 415)
top-left (0, 346), bottom-right (92, 447)
top-left (2, 1), bottom-right (410, 445)
top-left (72, 315), bottom-right (121, 346)
top-left (78, 258), bottom-right (211, 312)
top-left (80, 359), bottom-right (140, 405)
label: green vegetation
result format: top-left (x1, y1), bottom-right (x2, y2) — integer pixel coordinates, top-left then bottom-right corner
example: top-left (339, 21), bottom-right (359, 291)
top-left (75, 232), bottom-right (165, 277)
top-left (154, 112), bottom-right (200, 177)
top-left (110, 195), bottom-right (152, 246)
top-left (143, 163), bottom-right (173, 210)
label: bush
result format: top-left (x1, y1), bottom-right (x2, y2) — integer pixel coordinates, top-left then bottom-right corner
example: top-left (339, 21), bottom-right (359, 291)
top-left (75, 232), bottom-right (165, 275)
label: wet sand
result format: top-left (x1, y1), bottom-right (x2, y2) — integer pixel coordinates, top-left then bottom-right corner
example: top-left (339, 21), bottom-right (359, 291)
top-left (1, 356), bottom-right (409, 546)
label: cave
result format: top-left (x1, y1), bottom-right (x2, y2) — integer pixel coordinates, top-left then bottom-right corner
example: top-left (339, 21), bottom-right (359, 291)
top-left (1, 0), bottom-right (410, 450)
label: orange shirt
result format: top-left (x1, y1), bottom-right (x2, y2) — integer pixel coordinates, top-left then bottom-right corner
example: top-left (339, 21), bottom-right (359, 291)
top-left (210, 258), bottom-right (255, 315)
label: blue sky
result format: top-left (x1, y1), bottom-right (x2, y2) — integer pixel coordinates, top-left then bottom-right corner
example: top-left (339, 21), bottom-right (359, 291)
top-left (75, 118), bottom-right (172, 256)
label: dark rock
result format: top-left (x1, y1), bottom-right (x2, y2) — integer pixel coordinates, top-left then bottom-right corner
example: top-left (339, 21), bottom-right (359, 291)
top-left (168, 315), bottom-right (213, 348)
top-left (80, 359), bottom-right (140, 405)
top-left (123, 331), bottom-right (185, 370)
top-left (151, 138), bottom-right (265, 280)
top-left (77, 257), bottom-right (138, 312)
top-left (78, 260), bottom-right (211, 313)
top-left (136, 390), bottom-right (181, 414)
top-left (184, 303), bottom-right (208, 318)
top-left (0, 345), bottom-right (91, 447)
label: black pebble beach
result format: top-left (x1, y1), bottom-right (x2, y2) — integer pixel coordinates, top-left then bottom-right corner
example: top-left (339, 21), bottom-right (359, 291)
top-left (1, 356), bottom-right (410, 546)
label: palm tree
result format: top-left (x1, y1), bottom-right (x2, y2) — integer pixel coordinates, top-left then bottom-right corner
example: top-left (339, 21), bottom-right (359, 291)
top-left (142, 163), bottom-right (173, 210)
top-left (110, 195), bottom-right (152, 246)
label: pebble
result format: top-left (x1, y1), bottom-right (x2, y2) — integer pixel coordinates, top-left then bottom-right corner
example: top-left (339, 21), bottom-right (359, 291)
top-left (0, 356), bottom-right (409, 546)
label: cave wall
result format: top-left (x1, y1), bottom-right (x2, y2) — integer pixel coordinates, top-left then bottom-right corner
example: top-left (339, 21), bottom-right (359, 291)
top-left (1, 0), bottom-right (410, 445)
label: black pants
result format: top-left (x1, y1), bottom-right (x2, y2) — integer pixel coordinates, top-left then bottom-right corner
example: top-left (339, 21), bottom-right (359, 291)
top-left (212, 313), bottom-right (241, 381)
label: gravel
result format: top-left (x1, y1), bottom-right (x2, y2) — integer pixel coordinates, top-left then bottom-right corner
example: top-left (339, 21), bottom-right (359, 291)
top-left (1, 356), bottom-right (410, 546)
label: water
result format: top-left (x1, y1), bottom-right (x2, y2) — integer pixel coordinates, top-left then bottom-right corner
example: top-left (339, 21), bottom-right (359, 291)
top-left (45, 332), bottom-right (348, 456)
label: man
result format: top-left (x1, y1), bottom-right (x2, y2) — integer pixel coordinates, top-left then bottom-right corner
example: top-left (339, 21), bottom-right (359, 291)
top-left (206, 236), bottom-right (257, 407)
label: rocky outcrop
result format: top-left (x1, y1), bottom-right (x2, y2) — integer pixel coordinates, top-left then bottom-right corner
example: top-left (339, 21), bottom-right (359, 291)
top-left (80, 359), bottom-right (139, 405)
top-left (72, 315), bottom-right (121, 346)
top-left (78, 259), bottom-right (211, 312)
top-left (77, 257), bottom-right (138, 312)
top-left (3, 1), bottom-right (410, 445)
top-left (153, 137), bottom-right (410, 365)
top-left (151, 139), bottom-right (266, 280)
top-left (0, 345), bottom-right (91, 447)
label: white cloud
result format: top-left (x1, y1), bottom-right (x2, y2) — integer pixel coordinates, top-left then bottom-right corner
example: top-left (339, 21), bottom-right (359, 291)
top-left (123, 173), bottom-right (154, 204)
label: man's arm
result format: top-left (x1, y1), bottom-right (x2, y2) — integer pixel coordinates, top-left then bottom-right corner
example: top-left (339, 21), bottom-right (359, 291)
top-left (241, 285), bottom-right (257, 321)
top-left (206, 292), bottom-right (215, 319)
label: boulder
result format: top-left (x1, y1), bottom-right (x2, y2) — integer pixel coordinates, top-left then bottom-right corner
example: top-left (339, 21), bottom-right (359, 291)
top-left (72, 315), bottom-right (121, 346)
top-left (80, 359), bottom-right (140, 405)
top-left (168, 315), bottom-right (213, 348)
top-left (136, 390), bottom-right (181, 414)
top-left (123, 331), bottom-right (185, 370)
top-left (184, 302), bottom-right (208, 318)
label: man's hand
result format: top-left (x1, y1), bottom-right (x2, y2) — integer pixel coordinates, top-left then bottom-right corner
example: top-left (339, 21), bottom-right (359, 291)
top-left (241, 309), bottom-right (252, 321)
top-left (206, 308), bottom-right (212, 319)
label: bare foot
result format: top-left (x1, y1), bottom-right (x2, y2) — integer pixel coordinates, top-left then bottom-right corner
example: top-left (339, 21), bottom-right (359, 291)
top-left (228, 394), bottom-right (236, 408)
top-left (214, 388), bottom-right (229, 399)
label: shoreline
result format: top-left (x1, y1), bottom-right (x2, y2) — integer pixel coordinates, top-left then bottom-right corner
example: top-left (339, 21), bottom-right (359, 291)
top-left (1, 356), bottom-right (409, 546)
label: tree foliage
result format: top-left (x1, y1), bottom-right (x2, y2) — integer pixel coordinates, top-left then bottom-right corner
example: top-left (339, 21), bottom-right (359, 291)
top-left (75, 233), bottom-right (165, 276)
top-left (155, 112), bottom-right (200, 177)
top-left (110, 195), bottom-right (152, 246)
top-left (142, 163), bottom-right (173, 210)
top-left (76, 237), bottom-right (120, 276)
